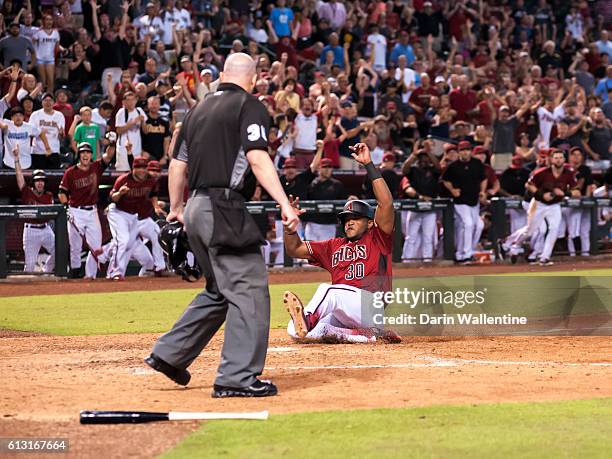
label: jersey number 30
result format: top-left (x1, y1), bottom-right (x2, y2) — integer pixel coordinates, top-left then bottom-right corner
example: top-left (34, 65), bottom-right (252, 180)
top-left (345, 262), bottom-right (365, 281)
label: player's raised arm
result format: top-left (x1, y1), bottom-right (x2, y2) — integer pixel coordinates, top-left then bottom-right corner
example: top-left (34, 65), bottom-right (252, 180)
top-left (282, 195), bottom-right (310, 259)
top-left (350, 142), bottom-right (394, 234)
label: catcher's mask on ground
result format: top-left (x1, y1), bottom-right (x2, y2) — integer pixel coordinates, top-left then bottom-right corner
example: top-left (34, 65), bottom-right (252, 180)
top-left (159, 221), bottom-right (202, 282)
top-left (338, 200), bottom-right (374, 241)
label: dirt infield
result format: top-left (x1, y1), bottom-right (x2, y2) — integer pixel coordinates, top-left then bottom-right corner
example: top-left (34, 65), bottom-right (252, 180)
top-left (1, 257), bottom-right (610, 297)
top-left (0, 331), bottom-right (610, 458)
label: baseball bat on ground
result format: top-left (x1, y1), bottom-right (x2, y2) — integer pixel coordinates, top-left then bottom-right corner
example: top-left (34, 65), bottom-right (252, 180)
top-left (79, 410), bottom-right (269, 424)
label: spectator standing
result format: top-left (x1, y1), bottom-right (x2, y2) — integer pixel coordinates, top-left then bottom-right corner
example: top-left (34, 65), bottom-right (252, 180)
top-left (32, 14), bottom-right (61, 91)
top-left (115, 91), bottom-right (147, 171)
top-left (594, 65), bottom-right (612, 102)
top-left (0, 22), bottom-right (36, 68)
top-left (584, 108), bottom-right (612, 161)
top-left (366, 24), bottom-right (387, 72)
top-left (490, 101), bottom-right (531, 171)
top-left (292, 98), bottom-right (319, 169)
top-left (318, 0), bottom-right (347, 31)
top-left (270, 0), bottom-right (294, 38)
top-left (142, 96), bottom-right (171, 165)
top-left (390, 30), bottom-right (415, 66)
top-left (1, 106), bottom-right (49, 170)
top-left (70, 106), bottom-right (100, 160)
top-left (29, 92), bottom-right (65, 169)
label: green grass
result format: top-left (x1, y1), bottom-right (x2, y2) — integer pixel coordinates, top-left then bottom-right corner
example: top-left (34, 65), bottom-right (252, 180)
top-left (0, 283), bottom-right (319, 335)
top-left (1, 268), bottom-right (610, 336)
top-left (163, 398), bottom-right (612, 459)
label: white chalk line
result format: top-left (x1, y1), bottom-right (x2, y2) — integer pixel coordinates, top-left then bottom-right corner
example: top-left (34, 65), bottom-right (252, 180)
top-left (130, 357), bottom-right (612, 375)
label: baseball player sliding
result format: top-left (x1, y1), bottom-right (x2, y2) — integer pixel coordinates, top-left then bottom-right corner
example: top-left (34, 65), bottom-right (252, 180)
top-left (282, 143), bottom-right (400, 343)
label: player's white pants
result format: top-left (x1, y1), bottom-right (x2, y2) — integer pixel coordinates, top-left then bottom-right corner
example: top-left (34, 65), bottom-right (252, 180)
top-left (508, 208), bottom-right (527, 234)
top-left (566, 208), bottom-right (591, 256)
top-left (305, 222), bottom-right (337, 241)
top-left (136, 217), bottom-right (165, 271)
top-left (106, 205), bottom-right (139, 279)
top-left (86, 240), bottom-right (155, 278)
top-left (68, 206), bottom-right (102, 278)
top-left (454, 204), bottom-right (480, 260)
top-left (23, 223), bottom-right (55, 272)
top-left (503, 199), bottom-right (561, 262)
top-left (402, 211), bottom-right (437, 261)
top-left (287, 283), bottom-right (376, 343)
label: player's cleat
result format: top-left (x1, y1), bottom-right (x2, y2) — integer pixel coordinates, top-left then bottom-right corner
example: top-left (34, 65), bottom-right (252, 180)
top-left (212, 379), bottom-right (278, 398)
top-left (510, 254), bottom-right (518, 265)
top-left (144, 353), bottom-right (191, 386)
top-left (496, 240), bottom-right (506, 261)
top-left (539, 259), bottom-right (554, 266)
top-left (284, 290), bottom-right (308, 338)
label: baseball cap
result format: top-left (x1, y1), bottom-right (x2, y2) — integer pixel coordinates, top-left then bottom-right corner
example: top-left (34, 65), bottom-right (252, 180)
top-left (538, 148), bottom-right (551, 157)
top-left (444, 143), bottom-right (458, 152)
top-left (320, 158), bottom-right (334, 168)
top-left (147, 160), bottom-right (161, 172)
top-left (145, 2), bottom-right (155, 8)
top-left (374, 114), bottom-right (387, 123)
top-left (201, 68), bottom-right (213, 76)
top-left (180, 55), bottom-right (191, 63)
top-left (382, 152), bottom-right (396, 163)
top-left (434, 75), bottom-right (445, 83)
top-left (156, 79), bottom-right (169, 88)
top-left (472, 145), bottom-right (488, 156)
top-left (133, 157), bottom-right (148, 168)
top-left (41, 92), bottom-right (54, 101)
top-left (77, 142), bottom-right (93, 153)
top-left (340, 100), bottom-right (353, 109)
top-left (458, 140), bottom-right (472, 150)
top-left (283, 158), bottom-right (297, 169)
top-left (510, 155), bottom-right (524, 168)
top-left (499, 105), bottom-right (510, 112)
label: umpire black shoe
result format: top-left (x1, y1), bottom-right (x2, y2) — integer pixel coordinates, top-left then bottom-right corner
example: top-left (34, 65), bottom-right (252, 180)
top-left (212, 379), bottom-right (278, 398)
top-left (144, 353), bottom-right (191, 386)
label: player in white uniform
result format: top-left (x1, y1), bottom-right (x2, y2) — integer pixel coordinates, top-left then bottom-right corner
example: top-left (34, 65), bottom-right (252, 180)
top-left (12, 145), bottom-right (55, 273)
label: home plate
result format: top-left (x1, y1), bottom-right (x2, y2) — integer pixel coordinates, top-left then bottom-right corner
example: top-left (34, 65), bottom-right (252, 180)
top-left (268, 347), bottom-right (298, 353)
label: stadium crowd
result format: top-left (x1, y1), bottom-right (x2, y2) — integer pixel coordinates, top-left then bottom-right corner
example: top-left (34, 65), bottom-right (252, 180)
top-left (0, 0), bottom-right (611, 275)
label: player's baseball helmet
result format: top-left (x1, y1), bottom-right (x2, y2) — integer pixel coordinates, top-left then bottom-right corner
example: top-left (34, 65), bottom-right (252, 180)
top-left (159, 221), bottom-right (202, 282)
top-left (32, 169), bottom-right (46, 181)
top-left (337, 200), bottom-right (374, 222)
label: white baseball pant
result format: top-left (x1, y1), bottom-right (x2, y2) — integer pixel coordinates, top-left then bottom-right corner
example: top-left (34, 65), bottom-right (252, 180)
top-left (22, 223), bottom-right (55, 272)
top-left (287, 283), bottom-right (376, 343)
top-left (136, 217), bottom-right (166, 271)
top-left (106, 205), bottom-right (139, 279)
top-left (503, 199), bottom-right (562, 262)
top-left (402, 210), bottom-right (437, 261)
top-left (508, 208), bottom-right (527, 234)
top-left (566, 208), bottom-right (591, 256)
top-left (454, 204), bottom-right (480, 260)
top-left (68, 206), bottom-right (102, 278)
top-left (86, 240), bottom-right (155, 278)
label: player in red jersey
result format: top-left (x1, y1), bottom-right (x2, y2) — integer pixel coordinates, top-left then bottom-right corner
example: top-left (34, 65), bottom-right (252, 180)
top-left (106, 157), bottom-right (160, 280)
top-left (58, 139), bottom-right (117, 278)
top-left (282, 142), bottom-right (400, 343)
top-left (12, 144), bottom-right (55, 272)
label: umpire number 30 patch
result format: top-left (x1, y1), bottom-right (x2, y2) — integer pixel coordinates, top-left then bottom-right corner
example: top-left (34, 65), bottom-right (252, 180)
top-left (247, 124), bottom-right (267, 142)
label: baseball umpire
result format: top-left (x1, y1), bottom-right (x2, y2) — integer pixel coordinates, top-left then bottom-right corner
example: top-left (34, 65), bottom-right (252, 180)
top-left (145, 53), bottom-right (300, 398)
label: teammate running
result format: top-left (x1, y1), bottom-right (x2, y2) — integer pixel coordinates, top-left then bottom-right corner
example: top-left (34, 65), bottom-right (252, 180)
top-left (282, 142), bottom-right (400, 343)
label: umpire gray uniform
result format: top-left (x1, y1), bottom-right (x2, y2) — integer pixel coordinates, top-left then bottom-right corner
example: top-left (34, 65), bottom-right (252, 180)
top-left (147, 81), bottom-right (276, 396)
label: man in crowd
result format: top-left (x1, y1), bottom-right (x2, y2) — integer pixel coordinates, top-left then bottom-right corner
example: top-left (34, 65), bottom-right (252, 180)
top-left (28, 92), bottom-right (65, 169)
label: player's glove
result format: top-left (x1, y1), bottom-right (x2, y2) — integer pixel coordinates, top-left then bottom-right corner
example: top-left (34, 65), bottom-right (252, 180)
top-left (105, 131), bottom-right (118, 145)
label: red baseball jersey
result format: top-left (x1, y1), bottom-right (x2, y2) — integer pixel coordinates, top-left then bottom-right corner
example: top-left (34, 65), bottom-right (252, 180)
top-left (529, 166), bottom-right (577, 204)
top-left (21, 187), bottom-right (53, 224)
top-left (304, 225), bottom-right (393, 293)
top-left (59, 160), bottom-right (107, 206)
top-left (136, 177), bottom-right (161, 219)
top-left (111, 173), bottom-right (159, 215)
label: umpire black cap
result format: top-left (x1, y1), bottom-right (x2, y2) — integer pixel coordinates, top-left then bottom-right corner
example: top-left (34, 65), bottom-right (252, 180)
top-left (32, 169), bottom-right (46, 181)
top-left (338, 200), bottom-right (374, 222)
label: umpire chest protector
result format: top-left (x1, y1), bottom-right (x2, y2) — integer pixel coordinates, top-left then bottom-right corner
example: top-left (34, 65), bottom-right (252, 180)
top-left (174, 82), bottom-right (270, 249)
